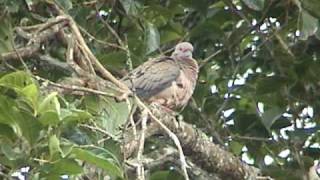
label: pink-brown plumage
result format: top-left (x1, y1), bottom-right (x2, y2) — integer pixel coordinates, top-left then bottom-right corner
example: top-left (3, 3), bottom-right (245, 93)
top-left (122, 42), bottom-right (198, 109)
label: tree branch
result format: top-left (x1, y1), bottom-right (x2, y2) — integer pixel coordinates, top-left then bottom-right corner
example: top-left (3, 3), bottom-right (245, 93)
top-left (151, 109), bottom-right (260, 180)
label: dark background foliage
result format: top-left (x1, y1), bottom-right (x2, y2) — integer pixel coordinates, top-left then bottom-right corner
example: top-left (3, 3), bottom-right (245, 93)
top-left (0, 0), bottom-right (319, 179)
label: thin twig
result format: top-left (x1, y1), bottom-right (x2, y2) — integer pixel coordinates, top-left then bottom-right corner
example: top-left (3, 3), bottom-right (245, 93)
top-left (127, 99), bottom-right (137, 137)
top-left (80, 124), bottom-right (119, 141)
top-left (95, 7), bottom-right (124, 47)
top-left (136, 109), bottom-right (148, 180)
top-left (274, 31), bottom-right (295, 58)
top-left (11, 41), bottom-right (30, 73)
top-left (135, 97), bottom-right (190, 180)
top-left (66, 14), bottom-right (130, 92)
top-left (33, 16), bottom-right (68, 35)
top-left (232, 135), bottom-right (272, 142)
top-left (78, 25), bottom-right (126, 51)
top-left (34, 75), bottom-right (117, 98)
top-left (75, 40), bottom-right (96, 75)
top-left (200, 49), bottom-right (223, 68)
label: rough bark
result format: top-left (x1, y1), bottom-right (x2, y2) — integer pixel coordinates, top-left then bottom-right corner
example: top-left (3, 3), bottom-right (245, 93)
top-left (123, 108), bottom-right (260, 180)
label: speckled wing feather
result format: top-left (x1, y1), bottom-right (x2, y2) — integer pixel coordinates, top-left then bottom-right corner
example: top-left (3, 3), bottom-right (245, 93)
top-left (121, 56), bottom-right (180, 99)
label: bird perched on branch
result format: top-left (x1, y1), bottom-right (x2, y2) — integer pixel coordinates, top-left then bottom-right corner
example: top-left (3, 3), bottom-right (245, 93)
top-left (122, 42), bottom-right (198, 110)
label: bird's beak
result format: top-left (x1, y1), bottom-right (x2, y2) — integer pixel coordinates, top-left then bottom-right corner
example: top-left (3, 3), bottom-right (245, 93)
top-left (184, 50), bottom-right (193, 58)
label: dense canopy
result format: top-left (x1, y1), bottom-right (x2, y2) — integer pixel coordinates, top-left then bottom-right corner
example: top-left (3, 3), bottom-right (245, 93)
top-left (0, 0), bottom-right (320, 179)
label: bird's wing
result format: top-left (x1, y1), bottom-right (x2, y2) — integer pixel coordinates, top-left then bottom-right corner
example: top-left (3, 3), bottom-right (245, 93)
top-left (122, 56), bottom-right (180, 99)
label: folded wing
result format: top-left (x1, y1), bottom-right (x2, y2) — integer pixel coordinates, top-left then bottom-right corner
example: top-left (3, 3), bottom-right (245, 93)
top-left (122, 56), bottom-right (180, 100)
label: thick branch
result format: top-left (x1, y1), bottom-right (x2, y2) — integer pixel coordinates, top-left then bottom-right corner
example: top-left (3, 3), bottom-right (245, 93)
top-left (155, 112), bottom-right (259, 179)
top-left (124, 108), bottom-right (260, 179)
top-left (1, 44), bottom-right (40, 61)
top-left (1, 21), bottom-right (67, 61)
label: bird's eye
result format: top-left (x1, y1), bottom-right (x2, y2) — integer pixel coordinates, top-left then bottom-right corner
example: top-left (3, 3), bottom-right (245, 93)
top-left (179, 48), bottom-right (183, 51)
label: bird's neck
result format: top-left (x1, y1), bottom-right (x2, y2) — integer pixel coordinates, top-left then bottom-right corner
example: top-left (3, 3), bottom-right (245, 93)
top-left (178, 58), bottom-right (199, 82)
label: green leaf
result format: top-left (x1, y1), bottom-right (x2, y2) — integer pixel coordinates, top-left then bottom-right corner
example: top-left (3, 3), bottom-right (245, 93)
top-left (83, 95), bottom-right (103, 114)
top-left (39, 111), bottom-right (60, 126)
top-left (287, 129), bottom-right (311, 144)
top-left (21, 84), bottom-right (39, 110)
top-left (190, 19), bottom-right (223, 41)
top-left (101, 98), bottom-right (129, 137)
top-left (0, 15), bottom-right (13, 53)
top-left (55, 0), bottom-right (72, 10)
top-left (301, 0), bottom-right (320, 18)
top-left (299, 10), bottom-right (319, 40)
top-left (97, 51), bottom-right (127, 70)
top-left (38, 92), bottom-right (60, 115)
top-left (0, 95), bottom-right (22, 136)
top-left (150, 170), bottom-right (184, 180)
top-left (0, 90), bottom-right (40, 145)
top-left (242, 0), bottom-right (265, 11)
top-left (229, 141), bottom-right (243, 155)
top-left (209, 1), bottom-right (226, 9)
top-left (3, 1), bottom-right (21, 13)
top-left (0, 71), bottom-right (33, 90)
top-left (71, 148), bottom-right (123, 178)
top-left (261, 107), bottom-right (284, 130)
top-left (145, 22), bottom-right (160, 54)
top-left (1, 144), bottom-right (19, 161)
top-left (49, 135), bottom-right (62, 159)
top-left (45, 159), bottom-right (83, 176)
top-left (160, 23), bottom-right (183, 44)
top-left (15, 111), bottom-right (42, 145)
top-left (150, 171), bottom-right (170, 180)
top-left (0, 124), bottom-right (16, 141)
top-left (256, 76), bottom-right (287, 94)
top-left (62, 109), bottom-right (92, 123)
top-left (270, 117), bottom-right (291, 130)
top-left (119, 0), bottom-right (140, 16)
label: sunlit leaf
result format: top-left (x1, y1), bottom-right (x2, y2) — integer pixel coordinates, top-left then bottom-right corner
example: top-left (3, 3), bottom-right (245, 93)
top-left (261, 107), bottom-right (284, 130)
top-left (45, 158), bottom-right (83, 177)
top-left (39, 110), bottom-right (60, 126)
top-left (229, 141), bottom-right (243, 155)
top-left (0, 15), bottom-right (13, 53)
top-left (119, 0), bottom-right (140, 16)
top-left (1, 144), bottom-right (20, 161)
top-left (16, 111), bottom-right (41, 145)
top-left (49, 135), bottom-right (62, 159)
top-left (38, 92), bottom-right (60, 115)
top-left (0, 71), bottom-right (33, 90)
top-left (299, 10), bottom-right (319, 40)
top-left (242, 0), bottom-right (265, 11)
top-left (301, 0), bottom-right (320, 18)
top-left (100, 98), bottom-right (129, 137)
top-left (145, 22), bottom-right (160, 54)
top-left (0, 124), bottom-right (16, 141)
top-left (62, 109), bottom-right (92, 123)
top-left (21, 84), bottom-right (39, 111)
top-left (72, 148), bottom-right (123, 178)
top-left (55, 0), bottom-right (72, 10)
top-left (0, 95), bottom-right (22, 137)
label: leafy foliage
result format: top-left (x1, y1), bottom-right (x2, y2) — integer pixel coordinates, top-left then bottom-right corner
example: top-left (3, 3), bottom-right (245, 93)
top-left (0, 71), bottom-right (124, 178)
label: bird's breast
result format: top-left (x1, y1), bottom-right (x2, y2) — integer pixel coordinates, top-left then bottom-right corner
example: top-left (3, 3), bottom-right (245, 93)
top-left (146, 69), bottom-right (197, 109)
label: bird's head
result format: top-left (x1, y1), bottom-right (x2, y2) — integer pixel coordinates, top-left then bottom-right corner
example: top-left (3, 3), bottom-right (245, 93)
top-left (171, 42), bottom-right (194, 60)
